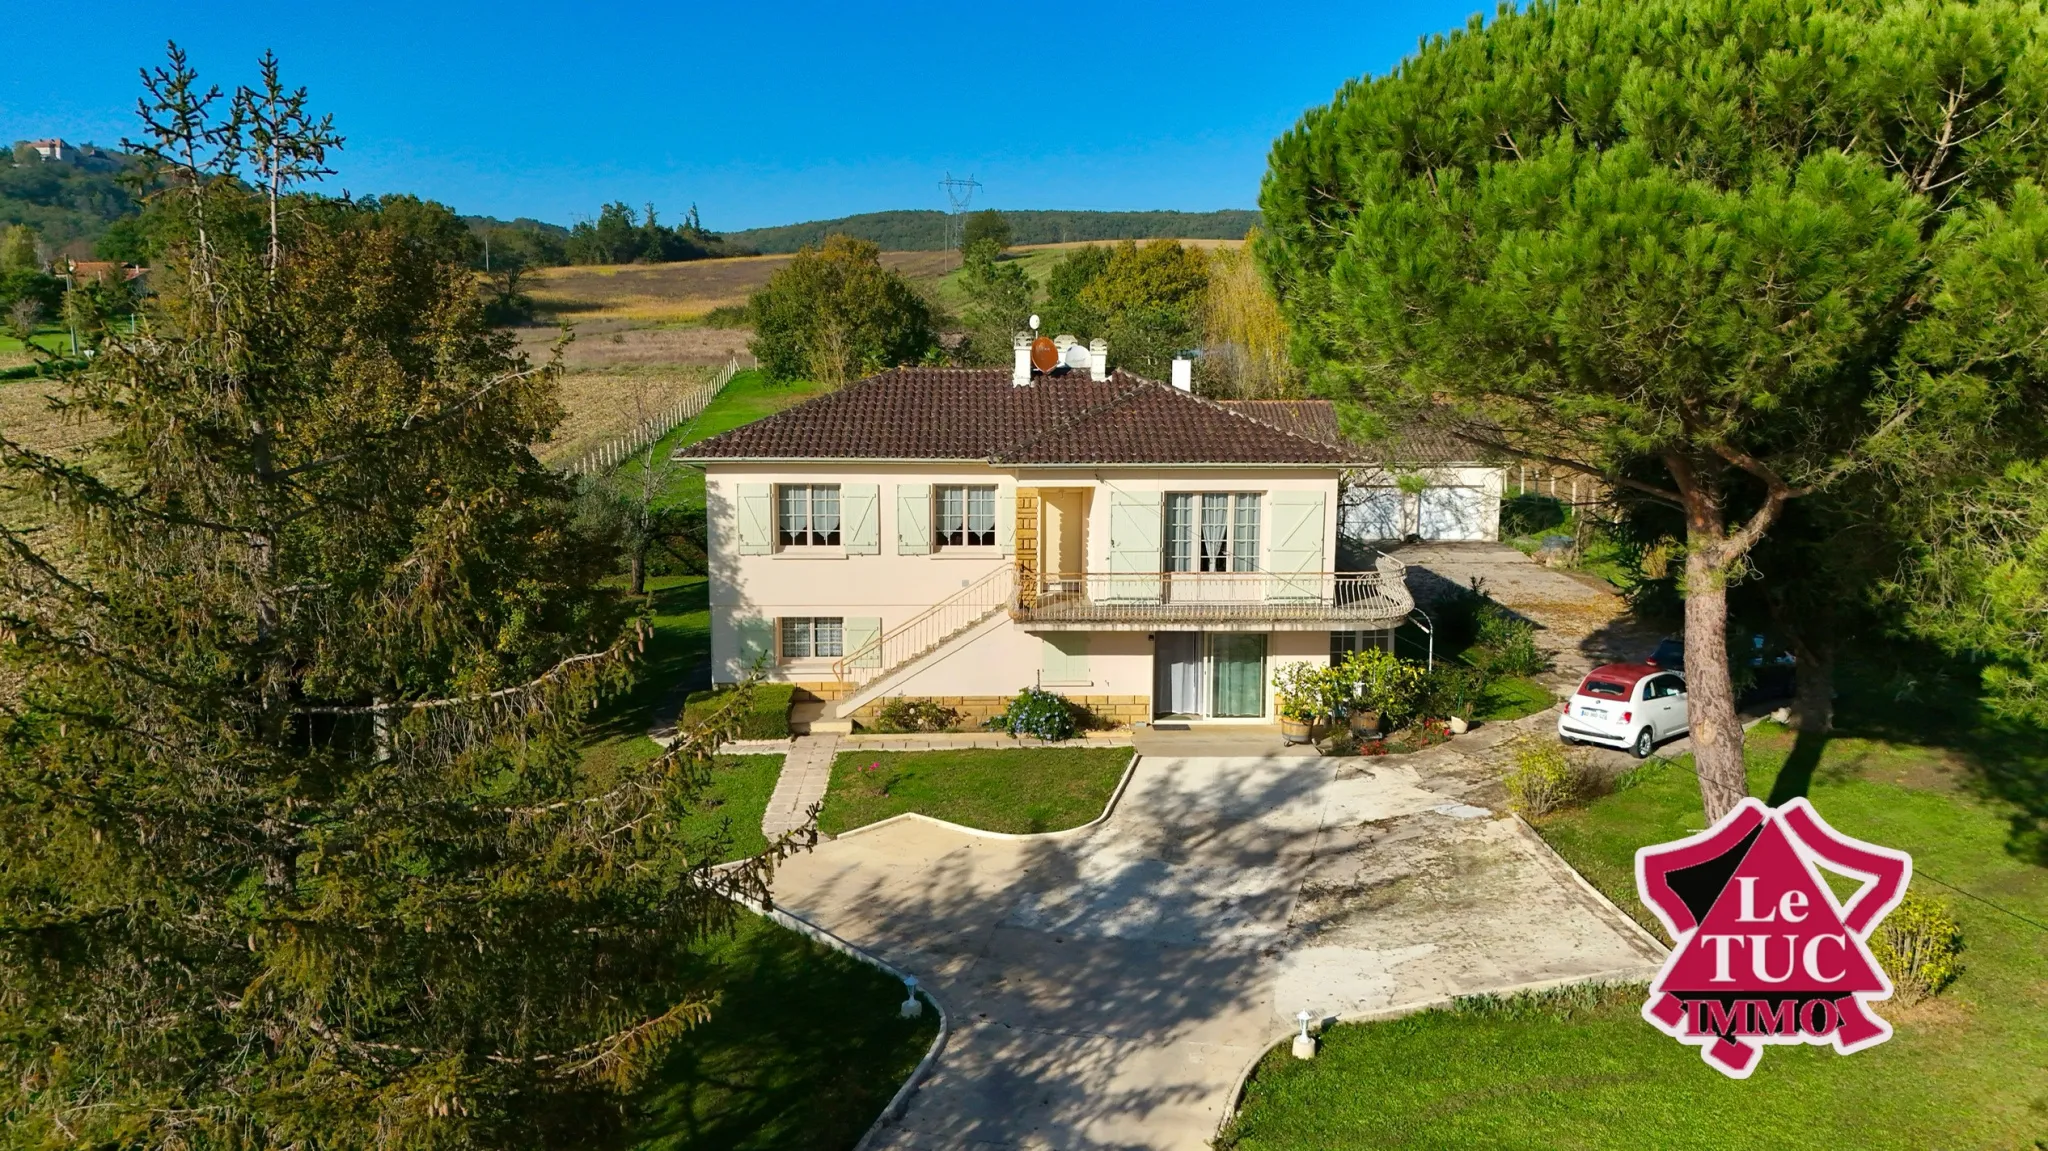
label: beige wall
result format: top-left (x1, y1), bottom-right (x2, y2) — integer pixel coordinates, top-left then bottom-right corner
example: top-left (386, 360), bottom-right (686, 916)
top-left (705, 459), bottom-right (1346, 718)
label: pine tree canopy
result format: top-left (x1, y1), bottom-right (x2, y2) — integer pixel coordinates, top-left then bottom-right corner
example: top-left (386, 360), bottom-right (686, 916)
top-left (1259, 0), bottom-right (2048, 819)
top-left (0, 47), bottom-right (809, 1147)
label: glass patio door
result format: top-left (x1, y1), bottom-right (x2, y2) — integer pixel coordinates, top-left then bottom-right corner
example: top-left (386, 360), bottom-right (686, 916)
top-left (1154, 632), bottom-right (1203, 718)
top-left (1208, 633), bottom-right (1268, 718)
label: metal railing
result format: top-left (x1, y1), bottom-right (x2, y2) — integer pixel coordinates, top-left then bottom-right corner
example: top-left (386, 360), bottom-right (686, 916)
top-left (1016, 559), bottom-right (1411, 625)
top-left (831, 564), bottom-right (1017, 686)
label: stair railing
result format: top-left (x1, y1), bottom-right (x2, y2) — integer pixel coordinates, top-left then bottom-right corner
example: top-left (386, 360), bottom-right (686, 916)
top-left (831, 564), bottom-right (1017, 687)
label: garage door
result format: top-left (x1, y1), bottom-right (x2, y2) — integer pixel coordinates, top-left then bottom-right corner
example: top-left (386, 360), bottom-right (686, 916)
top-left (1418, 487), bottom-right (1489, 540)
top-left (1343, 488), bottom-right (1404, 540)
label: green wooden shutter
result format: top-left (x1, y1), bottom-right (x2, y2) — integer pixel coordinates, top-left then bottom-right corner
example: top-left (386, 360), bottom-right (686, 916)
top-left (736, 483), bottom-right (773, 556)
top-left (734, 615), bottom-right (774, 674)
top-left (1105, 490), bottom-right (1163, 602)
top-left (896, 484), bottom-right (931, 555)
top-left (1041, 633), bottom-right (1090, 684)
top-left (844, 616), bottom-right (882, 669)
top-left (843, 484), bottom-right (879, 555)
top-left (1268, 491), bottom-right (1325, 602)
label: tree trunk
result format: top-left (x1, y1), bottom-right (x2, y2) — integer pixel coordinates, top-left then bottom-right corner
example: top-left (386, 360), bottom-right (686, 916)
top-left (1788, 632), bottom-right (1835, 736)
top-left (629, 545), bottom-right (647, 597)
top-left (1682, 546), bottom-right (1749, 822)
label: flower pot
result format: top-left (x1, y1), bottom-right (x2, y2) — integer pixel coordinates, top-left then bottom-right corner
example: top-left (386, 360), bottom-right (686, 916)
top-left (1280, 716), bottom-right (1316, 745)
top-left (1349, 709), bottom-right (1382, 737)
top-left (1447, 716), bottom-right (1469, 736)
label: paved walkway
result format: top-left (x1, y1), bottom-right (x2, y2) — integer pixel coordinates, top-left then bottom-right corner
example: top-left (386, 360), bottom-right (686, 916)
top-left (772, 717), bottom-right (1666, 1149)
top-left (762, 734), bottom-right (838, 838)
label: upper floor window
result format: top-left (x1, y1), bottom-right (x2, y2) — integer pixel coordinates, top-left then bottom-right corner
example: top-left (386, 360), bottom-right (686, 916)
top-left (778, 484), bottom-right (840, 547)
top-left (1166, 492), bottom-right (1261, 572)
top-left (780, 616), bottom-right (843, 660)
top-left (936, 485), bottom-right (997, 548)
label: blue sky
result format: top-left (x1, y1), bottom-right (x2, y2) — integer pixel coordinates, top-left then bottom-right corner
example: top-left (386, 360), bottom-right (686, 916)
top-left (4, 1), bottom-right (1483, 231)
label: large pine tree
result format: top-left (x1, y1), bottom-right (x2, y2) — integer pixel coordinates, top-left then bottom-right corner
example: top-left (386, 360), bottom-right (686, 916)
top-left (0, 48), bottom-right (803, 1146)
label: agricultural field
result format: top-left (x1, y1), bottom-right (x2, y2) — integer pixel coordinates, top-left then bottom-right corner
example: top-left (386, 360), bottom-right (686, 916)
top-left (540, 364), bottom-right (723, 468)
top-left (523, 249), bottom-right (960, 325)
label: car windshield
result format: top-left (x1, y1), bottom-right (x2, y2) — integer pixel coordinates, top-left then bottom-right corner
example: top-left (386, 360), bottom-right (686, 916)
top-left (1581, 678), bottom-right (1630, 699)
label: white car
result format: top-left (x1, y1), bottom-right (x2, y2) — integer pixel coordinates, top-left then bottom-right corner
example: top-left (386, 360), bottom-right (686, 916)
top-left (1557, 663), bottom-right (1689, 758)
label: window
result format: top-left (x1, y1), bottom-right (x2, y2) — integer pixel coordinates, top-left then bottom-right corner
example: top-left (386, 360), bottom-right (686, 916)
top-left (1166, 493), bottom-right (1261, 572)
top-left (935, 485), bottom-right (997, 548)
top-left (777, 485), bottom-right (840, 547)
top-left (779, 617), bottom-right (843, 660)
top-left (1646, 674), bottom-right (1685, 700)
top-left (1330, 629), bottom-right (1394, 666)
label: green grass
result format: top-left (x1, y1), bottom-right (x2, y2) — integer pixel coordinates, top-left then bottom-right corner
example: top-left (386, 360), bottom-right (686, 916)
top-left (628, 914), bottom-right (937, 1151)
top-left (1478, 674), bottom-right (1554, 721)
top-left (819, 747), bottom-right (1133, 835)
top-left (1221, 723), bottom-right (2048, 1149)
top-left (615, 369), bottom-right (831, 511)
top-left (579, 575), bottom-right (714, 781)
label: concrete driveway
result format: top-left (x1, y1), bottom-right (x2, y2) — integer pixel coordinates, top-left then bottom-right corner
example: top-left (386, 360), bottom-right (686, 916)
top-left (770, 728), bottom-right (1665, 1149)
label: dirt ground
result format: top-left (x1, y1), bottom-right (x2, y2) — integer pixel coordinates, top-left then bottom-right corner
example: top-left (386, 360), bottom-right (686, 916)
top-left (525, 249), bottom-right (962, 323)
top-left (511, 324), bottom-right (752, 371)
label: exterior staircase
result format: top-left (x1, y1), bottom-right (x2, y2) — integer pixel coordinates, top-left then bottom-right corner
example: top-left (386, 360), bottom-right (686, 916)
top-left (805, 565), bottom-right (1017, 733)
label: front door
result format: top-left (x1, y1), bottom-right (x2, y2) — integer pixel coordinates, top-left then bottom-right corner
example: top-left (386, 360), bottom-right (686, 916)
top-left (1154, 632), bottom-right (1203, 718)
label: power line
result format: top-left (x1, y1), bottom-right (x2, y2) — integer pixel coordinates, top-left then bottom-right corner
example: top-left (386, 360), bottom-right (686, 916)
top-left (939, 172), bottom-right (980, 265)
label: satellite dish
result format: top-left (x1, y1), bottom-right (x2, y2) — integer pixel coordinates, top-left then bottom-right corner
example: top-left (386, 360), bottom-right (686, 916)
top-left (1028, 314), bottom-right (1041, 331)
top-left (1030, 336), bottom-right (1059, 372)
top-left (1062, 342), bottom-right (1091, 370)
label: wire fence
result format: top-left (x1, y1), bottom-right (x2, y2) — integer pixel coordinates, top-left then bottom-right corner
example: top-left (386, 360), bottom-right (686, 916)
top-left (562, 356), bottom-right (741, 477)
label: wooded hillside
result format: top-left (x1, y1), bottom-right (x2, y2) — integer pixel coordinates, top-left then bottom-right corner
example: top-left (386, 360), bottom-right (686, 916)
top-left (725, 208), bottom-right (1261, 253)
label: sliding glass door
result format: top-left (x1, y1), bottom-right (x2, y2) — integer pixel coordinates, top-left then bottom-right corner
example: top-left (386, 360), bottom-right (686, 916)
top-left (1152, 632), bottom-right (1268, 719)
top-left (1209, 633), bottom-right (1267, 718)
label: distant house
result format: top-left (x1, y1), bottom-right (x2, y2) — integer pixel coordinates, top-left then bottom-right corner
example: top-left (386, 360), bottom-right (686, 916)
top-left (65, 260), bottom-right (148, 285)
top-left (26, 138), bottom-right (78, 163)
top-left (1341, 423), bottom-right (1505, 543)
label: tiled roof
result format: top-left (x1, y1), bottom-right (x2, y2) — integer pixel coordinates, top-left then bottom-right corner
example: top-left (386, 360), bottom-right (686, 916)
top-left (1349, 414), bottom-right (1494, 467)
top-left (1216, 400), bottom-right (1343, 446)
top-left (685, 367), bottom-right (1359, 466)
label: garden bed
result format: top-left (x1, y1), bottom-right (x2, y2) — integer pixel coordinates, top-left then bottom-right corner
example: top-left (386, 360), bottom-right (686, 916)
top-left (818, 747), bottom-right (1134, 835)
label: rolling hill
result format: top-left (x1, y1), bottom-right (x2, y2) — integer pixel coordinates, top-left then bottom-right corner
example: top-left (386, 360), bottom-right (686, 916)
top-left (723, 209), bottom-right (1260, 254)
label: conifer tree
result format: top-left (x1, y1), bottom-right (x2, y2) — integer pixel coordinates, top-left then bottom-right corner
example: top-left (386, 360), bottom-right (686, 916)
top-left (0, 46), bottom-right (808, 1146)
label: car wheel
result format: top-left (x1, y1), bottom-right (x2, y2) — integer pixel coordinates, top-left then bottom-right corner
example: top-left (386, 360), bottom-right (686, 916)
top-left (1632, 728), bottom-right (1655, 759)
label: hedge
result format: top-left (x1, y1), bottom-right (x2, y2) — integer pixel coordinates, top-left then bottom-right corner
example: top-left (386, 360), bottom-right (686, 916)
top-left (680, 683), bottom-right (795, 740)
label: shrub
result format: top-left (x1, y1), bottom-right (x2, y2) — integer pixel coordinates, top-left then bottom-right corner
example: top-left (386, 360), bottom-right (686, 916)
top-left (1274, 661), bottom-right (1347, 723)
top-left (1336, 648), bottom-right (1426, 722)
top-left (984, 687), bottom-right (1078, 742)
top-left (1416, 663), bottom-right (1487, 721)
top-left (1502, 738), bottom-right (1583, 816)
top-left (1869, 890), bottom-right (1965, 1004)
top-left (1468, 603), bottom-right (1549, 677)
top-left (681, 683), bottom-right (795, 740)
top-left (873, 697), bottom-right (962, 733)
top-left (1501, 492), bottom-right (1568, 538)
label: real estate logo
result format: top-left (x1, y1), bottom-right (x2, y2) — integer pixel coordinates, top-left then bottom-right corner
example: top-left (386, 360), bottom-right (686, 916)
top-left (1635, 797), bottom-right (1912, 1078)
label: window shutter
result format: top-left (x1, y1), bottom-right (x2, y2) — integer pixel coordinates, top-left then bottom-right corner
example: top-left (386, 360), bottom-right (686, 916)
top-left (843, 484), bottom-right (879, 555)
top-left (843, 616), bottom-right (882, 669)
top-left (734, 615), bottom-right (774, 673)
top-left (1041, 633), bottom-right (1090, 684)
top-left (896, 484), bottom-right (932, 555)
top-left (1105, 490), bottom-right (1163, 602)
top-left (997, 487), bottom-right (1017, 556)
top-left (1268, 491), bottom-right (1325, 601)
top-left (736, 483), bottom-right (773, 556)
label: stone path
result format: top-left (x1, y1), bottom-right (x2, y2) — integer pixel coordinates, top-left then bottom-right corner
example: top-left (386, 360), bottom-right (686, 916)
top-left (772, 723), bottom-right (1666, 1149)
top-left (762, 734), bottom-right (838, 838)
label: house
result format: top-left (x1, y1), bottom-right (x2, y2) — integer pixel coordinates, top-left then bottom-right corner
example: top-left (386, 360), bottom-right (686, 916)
top-left (687, 339), bottom-right (1416, 732)
top-left (65, 260), bottom-right (147, 285)
top-left (1340, 422), bottom-right (1505, 542)
top-left (25, 138), bottom-right (77, 163)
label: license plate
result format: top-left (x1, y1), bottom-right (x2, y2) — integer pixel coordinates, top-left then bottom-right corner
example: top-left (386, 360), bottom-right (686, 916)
top-left (1580, 707), bottom-right (1607, 719)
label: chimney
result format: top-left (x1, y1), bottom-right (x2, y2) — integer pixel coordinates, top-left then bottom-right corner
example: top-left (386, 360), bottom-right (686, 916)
top-left (1171, 357), bottom-right (1193, 393)
top-left (1012, 332), bottom-right (1033, 387)
top-left (1053, 334), bottom-right (1077, 358)
top-left (1088, 338), bottom-right (1109, 381)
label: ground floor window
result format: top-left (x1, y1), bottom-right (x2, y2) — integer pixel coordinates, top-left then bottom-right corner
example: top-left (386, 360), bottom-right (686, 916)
top-left (779, 616), bottom-right (843, 660)
top-left (1330, 629), bottom-right (1395, 665)
top-left (1155, 631), bottom-right (1267, 719)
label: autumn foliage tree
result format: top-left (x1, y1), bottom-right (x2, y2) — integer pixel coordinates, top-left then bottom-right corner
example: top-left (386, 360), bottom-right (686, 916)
top-left (0, 47), bottom-right (805, 1145)
top-left (1260, 0), bottom-right (2048, 820)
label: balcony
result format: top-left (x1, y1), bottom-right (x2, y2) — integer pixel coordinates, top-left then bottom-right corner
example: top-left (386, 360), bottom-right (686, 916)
top-left (1010, 555), bottom-right (1414, 632)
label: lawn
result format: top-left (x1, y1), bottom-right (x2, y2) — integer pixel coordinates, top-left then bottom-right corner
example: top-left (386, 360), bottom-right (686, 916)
top-left (628, 914), bottom-right (937, 1151)
top-left (818, 747), bottom-right (1134, 835)
top-left (616, 369), bottom-right (830, 511)
top-left (1220, 722), bottom-right (2048, 1149)
top-left (1477, 674), bottom-right (1554, 722)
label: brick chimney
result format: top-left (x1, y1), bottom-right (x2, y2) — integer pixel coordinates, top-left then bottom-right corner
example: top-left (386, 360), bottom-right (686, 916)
top-left (1088, 338), bottom-right (1108, 381)
top-left (1012, 332), bottom-right (1033, 387)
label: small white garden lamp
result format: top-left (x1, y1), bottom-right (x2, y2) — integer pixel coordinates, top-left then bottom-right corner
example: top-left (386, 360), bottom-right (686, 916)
top-left (900, 975), bottom-right (924, 1019)
top-left (1292, 1010), bottom-right (1317, 1059)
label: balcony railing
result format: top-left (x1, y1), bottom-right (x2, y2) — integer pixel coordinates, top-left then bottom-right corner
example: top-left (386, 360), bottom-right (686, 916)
top-left (1013, 556), bottom-right (1412, 628)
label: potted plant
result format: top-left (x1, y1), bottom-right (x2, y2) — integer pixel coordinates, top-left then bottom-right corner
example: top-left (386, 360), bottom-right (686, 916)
top-left (1339, 648), bottom-right (1421, 737)
top-left (1273, 662), bottom-right (1338, 744)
